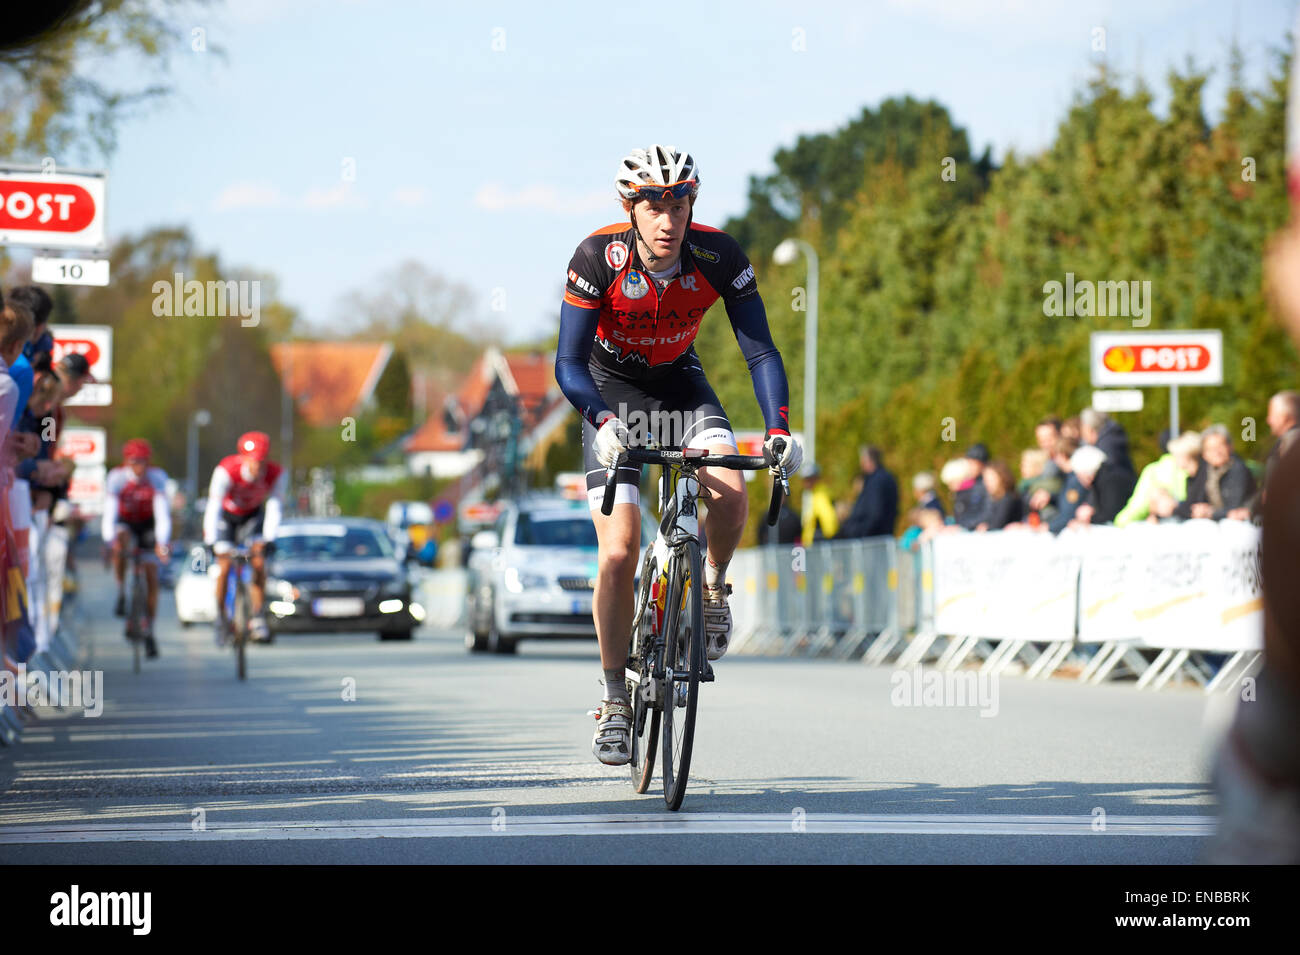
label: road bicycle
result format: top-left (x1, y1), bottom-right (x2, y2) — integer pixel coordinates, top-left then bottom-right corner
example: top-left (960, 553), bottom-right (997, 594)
top-left (217, 542), bottom-right (261, 681)
top-left (600, 440), bottom-right (788, 810)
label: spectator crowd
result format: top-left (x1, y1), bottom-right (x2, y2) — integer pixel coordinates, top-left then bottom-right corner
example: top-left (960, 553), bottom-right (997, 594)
top-left (758, 394), bottom-right (1300, 550)
top-left (2, 284), bottom-right (94, 678)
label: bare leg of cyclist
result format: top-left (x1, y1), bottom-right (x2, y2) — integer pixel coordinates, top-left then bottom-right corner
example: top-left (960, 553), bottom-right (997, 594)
top-left (112, 528), bottom-right (128, 615)
top-left (592, 503), bottom-right (640, 697)
top-left (215, 553), bottom-right (232, 621)
top-left (249, 543), bottom-right (267, 614)
top-left (143, 561), bottom-right (160, 656)
top-left (248, 543), bottom-right (270, 640)
top-left (590, 501), bottom-right (639, 765)
top-left (698, 443), bottom-right (749, 580)
top-left (698, 443), bottom-right (748, 661)
top-left (144, 561), bottom-right (159, 621)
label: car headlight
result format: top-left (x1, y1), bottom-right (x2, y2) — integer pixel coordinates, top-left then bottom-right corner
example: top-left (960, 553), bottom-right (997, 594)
top-left (504, 567), bottom-right (548, 593)
top-left (270, 578), bottom-right (298, 601)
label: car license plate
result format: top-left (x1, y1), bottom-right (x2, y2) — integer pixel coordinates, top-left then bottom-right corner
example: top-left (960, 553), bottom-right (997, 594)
top-left (313, 597), bottom-right (365, 618)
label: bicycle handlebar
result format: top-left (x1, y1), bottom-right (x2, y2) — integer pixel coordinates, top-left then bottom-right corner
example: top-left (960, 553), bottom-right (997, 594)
top-left (599, 444), bottom-right (789, 525)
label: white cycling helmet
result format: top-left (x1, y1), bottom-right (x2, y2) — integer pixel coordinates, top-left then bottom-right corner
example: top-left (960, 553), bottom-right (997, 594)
top-left (615, 145), bottom-right (700, 202)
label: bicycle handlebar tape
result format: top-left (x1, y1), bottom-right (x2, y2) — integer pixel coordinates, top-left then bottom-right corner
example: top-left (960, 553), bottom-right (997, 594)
top-left (600, 465), bottom-right (618, 516)
top-left (767, 472), bottom-right (784, 527)
top-left (766, 437), bottom-right (787, 527)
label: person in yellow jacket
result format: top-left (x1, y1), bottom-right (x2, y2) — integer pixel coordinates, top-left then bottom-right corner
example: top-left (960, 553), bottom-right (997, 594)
top-left (1113, 430), bottom-right (1202, 526)
top-left (801, 464), bottom-right (839, 543)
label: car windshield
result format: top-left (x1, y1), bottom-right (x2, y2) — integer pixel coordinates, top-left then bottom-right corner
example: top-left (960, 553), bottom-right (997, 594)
top-left (276, 525), bottom-right (393, 560)
top-left (514, 513), bottom-right (599, 548)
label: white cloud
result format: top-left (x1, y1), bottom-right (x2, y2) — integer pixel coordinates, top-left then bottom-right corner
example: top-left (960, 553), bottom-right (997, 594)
top-left (212, 181), bottom-right (285, 211)
top-left (301, 183), bottom-right (368, 210)
top-left (389, 186), bottom-right (431, 207)
top-left (474, 183), bottom-right (613, 215)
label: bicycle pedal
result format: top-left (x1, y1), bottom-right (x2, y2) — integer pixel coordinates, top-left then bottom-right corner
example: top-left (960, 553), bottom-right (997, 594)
top-left (701, 663), bottom-right (715, 682)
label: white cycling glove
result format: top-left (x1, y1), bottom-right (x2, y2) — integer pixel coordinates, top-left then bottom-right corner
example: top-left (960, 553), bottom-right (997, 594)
top-left (594, 416), bottom-right (631, 468)
top-left (763, 431), bottom-right (803, 476)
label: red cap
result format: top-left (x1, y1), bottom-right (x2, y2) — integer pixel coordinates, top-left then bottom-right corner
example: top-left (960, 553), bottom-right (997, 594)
top-left (123, 438), bottom-right (152, 462)
top-left (238, 431), bottom-right (270, 461)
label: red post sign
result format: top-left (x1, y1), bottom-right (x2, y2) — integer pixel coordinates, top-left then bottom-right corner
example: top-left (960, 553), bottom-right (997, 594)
top-left (0, 168), bottom-right (107, 249)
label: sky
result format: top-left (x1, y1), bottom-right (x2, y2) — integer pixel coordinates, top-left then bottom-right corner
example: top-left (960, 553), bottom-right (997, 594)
top-left (38, 0), bottom-right (1300, 343)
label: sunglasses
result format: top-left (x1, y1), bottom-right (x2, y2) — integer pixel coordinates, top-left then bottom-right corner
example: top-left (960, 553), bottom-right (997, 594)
top-left (631, 179), bottom-right (696, 202)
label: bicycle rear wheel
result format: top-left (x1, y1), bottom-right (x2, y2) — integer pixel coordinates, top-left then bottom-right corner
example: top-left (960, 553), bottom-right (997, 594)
top-left (660, 539), bottom-right (704, 811)
top-left (628, 556), bottom-right (660, 794)
top-left (629, 652), bottom-right (661, 794)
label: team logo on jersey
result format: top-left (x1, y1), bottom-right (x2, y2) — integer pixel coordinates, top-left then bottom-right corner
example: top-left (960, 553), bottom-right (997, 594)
top-left (680, 275), bottom-right (698, 291)
top-left (731, 264), bottom-right (756, 290)
top-left (568, 268), bottom-right (599, 298)
top-left (622, 271), bottom-right (649, 300)
top-left (605, 240), bottom-right (628, 270)
top-left (688, 243), bottom-right (718, 263)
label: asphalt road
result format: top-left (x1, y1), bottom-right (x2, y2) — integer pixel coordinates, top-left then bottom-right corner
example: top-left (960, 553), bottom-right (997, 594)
top-left (0, 560), bottom-right (1224, 864)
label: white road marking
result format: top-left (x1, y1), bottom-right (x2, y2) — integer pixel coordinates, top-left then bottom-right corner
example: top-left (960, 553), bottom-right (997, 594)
top-left (0, 813), bottom-right (1215, 843)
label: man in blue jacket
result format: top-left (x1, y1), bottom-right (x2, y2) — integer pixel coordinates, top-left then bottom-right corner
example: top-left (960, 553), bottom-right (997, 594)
top-left (837, 445), bottom-right (898, 538)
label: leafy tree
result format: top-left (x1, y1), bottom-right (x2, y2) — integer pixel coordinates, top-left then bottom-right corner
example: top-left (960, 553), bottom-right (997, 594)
top-left (716, 57), bottom-right (1298, 542)
top-left (0, 0), bottom-right (211, 162)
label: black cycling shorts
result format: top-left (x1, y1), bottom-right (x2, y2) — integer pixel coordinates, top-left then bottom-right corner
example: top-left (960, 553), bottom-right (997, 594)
top-left (582, 355), bottom-right (736, 510)
top-left (117, 519), bottom-right (156, 552)
top-left (215, 506), bottom-right (266, 550)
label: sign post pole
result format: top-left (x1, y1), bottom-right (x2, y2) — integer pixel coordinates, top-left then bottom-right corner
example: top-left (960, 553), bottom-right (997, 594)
top-left (1170, 383), bottom-right (1179, 437)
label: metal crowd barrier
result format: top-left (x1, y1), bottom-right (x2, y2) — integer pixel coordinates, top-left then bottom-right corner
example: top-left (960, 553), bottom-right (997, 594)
top-left (417, 568), bottom-right (470, 630)
top-left (729, 528), bottom-right (1257, 695)
top-left (730, 538), bottom-right (900, 659)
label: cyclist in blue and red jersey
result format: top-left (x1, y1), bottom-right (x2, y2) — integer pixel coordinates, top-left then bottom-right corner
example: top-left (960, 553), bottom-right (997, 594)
top-left (202, 431), bottom-right (285, 644)
top-left (555, 145), bottom-right (803, 765)
top-left (103, 438), bottom-right (171, 657)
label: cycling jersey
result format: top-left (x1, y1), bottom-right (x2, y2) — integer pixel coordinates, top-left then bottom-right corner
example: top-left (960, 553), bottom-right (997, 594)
top-left (202, 456), bottom-right (286, 545)
top-left (556, 223), bottom-right (790, 435)
top-left (102, 466), bottom-right (172, 546)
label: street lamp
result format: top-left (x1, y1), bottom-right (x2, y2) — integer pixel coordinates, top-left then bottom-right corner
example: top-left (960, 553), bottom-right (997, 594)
top-left (186, 408), bottom-right (211, 502)
top-left (773, 238), bottom-right (818, 472)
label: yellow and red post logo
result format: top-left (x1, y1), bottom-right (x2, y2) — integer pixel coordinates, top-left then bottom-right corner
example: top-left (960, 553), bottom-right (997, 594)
top-left (1101, 343), bottom-right (1211, 374)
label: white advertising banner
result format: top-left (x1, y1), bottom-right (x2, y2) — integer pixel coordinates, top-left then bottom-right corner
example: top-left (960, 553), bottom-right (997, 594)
top-left (1075, 524), bottom-right (1145, 642)
top-left (932, 523), bottom-right (1261, 653)
top-left (1200, 520), bottom-right (1264, 653)
top-left (932, 530), bottom-right (1079, 642)
top-left (1072, 522), bottom-right (1261, 652)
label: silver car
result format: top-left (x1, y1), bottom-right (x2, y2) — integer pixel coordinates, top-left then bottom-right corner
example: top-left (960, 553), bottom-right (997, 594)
top-left (465, 496), bottom-right (650, 654)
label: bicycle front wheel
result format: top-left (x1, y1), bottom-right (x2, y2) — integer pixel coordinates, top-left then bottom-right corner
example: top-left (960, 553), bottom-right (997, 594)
top-left (660, 539), bottom-right (704, 811)
top-left (233, 579), bottom-right (249, 681)
top-left (130, 566), bottom-right (146, 674)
